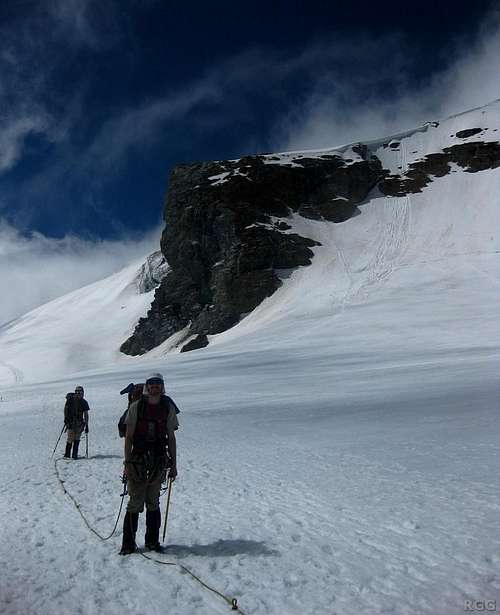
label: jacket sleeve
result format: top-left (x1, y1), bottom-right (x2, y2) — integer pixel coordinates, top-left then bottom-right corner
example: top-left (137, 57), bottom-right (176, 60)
top-left (167, 399), bottom-right (180, 432)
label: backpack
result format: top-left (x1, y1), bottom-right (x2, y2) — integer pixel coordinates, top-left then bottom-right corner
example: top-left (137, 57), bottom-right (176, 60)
top-left (117, 392), bottom-right (179, 439)
top-left (65, 392), bottom-right (87, 425)
top-left (64, 392), bottom-right (74, 425)
top-left (118, 383), bottom-right (144, 438)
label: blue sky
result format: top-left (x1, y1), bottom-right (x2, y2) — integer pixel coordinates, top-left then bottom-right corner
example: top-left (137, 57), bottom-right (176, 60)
top-left (0, 0), bottom-right (498, 239)
top-left (0, 0), bottom-right (499, 324)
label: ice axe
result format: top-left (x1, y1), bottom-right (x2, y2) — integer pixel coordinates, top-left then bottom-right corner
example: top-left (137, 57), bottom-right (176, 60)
top-left (162, 477), bottom-right (174, 542)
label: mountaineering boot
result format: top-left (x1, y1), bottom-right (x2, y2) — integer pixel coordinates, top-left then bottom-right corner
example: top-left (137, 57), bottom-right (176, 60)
top-left (120, 512), bottom-right (139, 555)
top-left (72, 440), bottom-right (80, 460)
top-left (64, 442), bottom-right (72, 458)
top-left (145, 509), bottom-right (162, 552)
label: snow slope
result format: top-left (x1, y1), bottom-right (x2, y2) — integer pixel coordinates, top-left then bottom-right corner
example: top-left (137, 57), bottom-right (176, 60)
top-left (0, 102), bottom-right (500, 615)
top-left (0, 260), bottom-right (157, 387)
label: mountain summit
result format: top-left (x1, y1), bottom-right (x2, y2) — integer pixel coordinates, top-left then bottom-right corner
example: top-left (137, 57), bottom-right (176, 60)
top-left (0, 99), bottom-right (499, 383)
top-left (122, 99), bottom-right (500, 355)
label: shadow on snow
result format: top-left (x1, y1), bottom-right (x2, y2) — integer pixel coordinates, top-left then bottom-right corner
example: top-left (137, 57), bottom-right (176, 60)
top-left (163, 539), bottom-right (279, 558)
top-left (88, 454), bottom-right (122, 460)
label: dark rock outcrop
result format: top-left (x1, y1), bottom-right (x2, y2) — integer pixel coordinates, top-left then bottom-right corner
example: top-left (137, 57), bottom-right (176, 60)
top-left (443, 141), bottom-right (500, 172)
top-left (121, 149), bottom-right (383, 355)
top-left (122, 129), bottom-right (500, 356)
top-left (379, 141), bottom-right (500, 196)
top-left (455, 128), bottom-right (483, 139)
top-left (180, 334), bottom-right (209, 353)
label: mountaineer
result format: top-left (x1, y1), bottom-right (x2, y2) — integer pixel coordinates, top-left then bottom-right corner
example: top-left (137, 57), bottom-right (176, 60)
top-left (120, 373), bottom-right (179, 555)
top-left (64, 385), bottom-right (90, 459)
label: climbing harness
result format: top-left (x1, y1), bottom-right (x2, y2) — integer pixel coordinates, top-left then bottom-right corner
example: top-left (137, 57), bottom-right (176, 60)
top-left (127, 450), bottom-right (166, 483)
top-left (53, 458), bottom-right (246, 614)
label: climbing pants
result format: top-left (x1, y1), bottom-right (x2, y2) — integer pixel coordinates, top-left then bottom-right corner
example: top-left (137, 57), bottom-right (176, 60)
top-left (66, 427), bottom-right (83, 444)
top-left (127, 474), bottom-right (164, 513)
top-left (126, 452), bottom-right (167, 513)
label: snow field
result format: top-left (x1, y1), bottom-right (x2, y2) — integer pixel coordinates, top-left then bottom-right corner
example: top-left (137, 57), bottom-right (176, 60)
top-left (1, 340), bottom-right (499, 615)
top-left (1, 101), bottom-right (500, 613)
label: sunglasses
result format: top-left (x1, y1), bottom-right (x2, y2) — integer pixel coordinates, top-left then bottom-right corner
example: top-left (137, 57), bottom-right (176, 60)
top-left (147, 381), bottom-right (163, 386)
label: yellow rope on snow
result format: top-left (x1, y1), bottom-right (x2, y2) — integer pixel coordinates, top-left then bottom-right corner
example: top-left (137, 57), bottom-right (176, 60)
top-left (53, 458), bottom-right (246, 614)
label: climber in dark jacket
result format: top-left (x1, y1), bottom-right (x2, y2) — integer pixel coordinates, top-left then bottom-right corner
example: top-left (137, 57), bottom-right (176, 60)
top-left (64, 385), bottom-right (90, 459)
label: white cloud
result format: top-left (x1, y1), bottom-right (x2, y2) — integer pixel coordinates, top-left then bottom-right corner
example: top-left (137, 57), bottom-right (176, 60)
top-left (0, 20), bottom-right (58, 176)
top-left (0, 115), bottom-right (50, 172)
top-left (47, 0), bottom-right (124, 50)
top-left (0, 1), bottom-right (125, 179)
top-left (0, 220), bottom-right (160, 326)
top-left (83, 80), bottom-right (222, 173)
top-left (48, 0), bottom-right (97, 47)
top-left (1, 4), bottom-right (499, 185)
top-left (275, 10), bottom-right (500, 151)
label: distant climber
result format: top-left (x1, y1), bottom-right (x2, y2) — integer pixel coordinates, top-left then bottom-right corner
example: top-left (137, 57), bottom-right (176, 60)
top-left (64, 385), bottom-right (90, 459)
top-left (120, 372), bottom-right (180, 555)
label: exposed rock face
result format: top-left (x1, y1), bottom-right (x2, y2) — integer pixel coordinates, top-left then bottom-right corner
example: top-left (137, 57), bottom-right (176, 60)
top-left (180, 334), bottom-right (209, 353)
top-left (379, 141), bottom-right (500, 196)
top-left (133, 251), bottom-right (169, 294)
top-left (122, 129), bottom-right (500, 356)
top-left (121, 148), bottom-right (383, 355)
top-left (455, 128), bottom-right (483, 139)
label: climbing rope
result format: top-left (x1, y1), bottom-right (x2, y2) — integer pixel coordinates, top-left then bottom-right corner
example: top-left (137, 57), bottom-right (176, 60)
top-left (53, 458), bottom-right (246, 614)
top-left (137, 549), bottom-right (244, 612)
top-left (54, 457), bottom-right (125, 541)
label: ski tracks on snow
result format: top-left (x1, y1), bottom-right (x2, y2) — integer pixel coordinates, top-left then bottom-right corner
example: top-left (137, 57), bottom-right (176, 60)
top-left (327, 141), bottom-right (412, 317)
top-left (0, 360), bottom-right (24, 385)
top-left (332, 197), bottom-right (411, 315)
top-left (359, 194), bottom-right (411, 296)
top-left (360, 140), bottom-right (412, 296)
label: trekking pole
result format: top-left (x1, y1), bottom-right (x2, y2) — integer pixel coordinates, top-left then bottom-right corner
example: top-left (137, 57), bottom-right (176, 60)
top-left (85, 430), bottom-right (89, 459)
top-left (162, 478), bottom-right (174, 542)
top-left (50, 425), bottom-right (66, 459)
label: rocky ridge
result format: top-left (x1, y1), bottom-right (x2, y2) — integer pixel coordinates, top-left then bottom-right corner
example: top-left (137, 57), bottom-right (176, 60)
top-left (133, 251), bottom-right (169, 294)
top-left (121, 115), bottom-right (500, 355)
